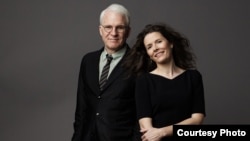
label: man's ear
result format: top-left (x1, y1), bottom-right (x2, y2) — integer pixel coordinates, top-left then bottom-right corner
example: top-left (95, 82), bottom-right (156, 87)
top-left (99, 25), bottom-right (103, 36)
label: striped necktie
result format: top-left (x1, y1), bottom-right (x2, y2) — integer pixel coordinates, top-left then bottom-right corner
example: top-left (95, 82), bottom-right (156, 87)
top-left (99, 54), bottom-right (113, 90)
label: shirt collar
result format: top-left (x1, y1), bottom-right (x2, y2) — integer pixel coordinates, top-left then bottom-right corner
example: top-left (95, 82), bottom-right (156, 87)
top-left (101, 45), bottom-right (127, 61)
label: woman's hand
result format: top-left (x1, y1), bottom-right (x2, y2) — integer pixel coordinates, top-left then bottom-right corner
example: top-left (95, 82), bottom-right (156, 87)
top-left (140, 128), bottom-right (165, 141)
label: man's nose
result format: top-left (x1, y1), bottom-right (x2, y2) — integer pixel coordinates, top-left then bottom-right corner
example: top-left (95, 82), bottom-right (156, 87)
top-left (110, 27), bottom-right (118, 35)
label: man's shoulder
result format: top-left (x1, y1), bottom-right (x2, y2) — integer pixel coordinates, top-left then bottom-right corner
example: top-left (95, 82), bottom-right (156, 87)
top-left (82, 48), bottom-right (103, 59)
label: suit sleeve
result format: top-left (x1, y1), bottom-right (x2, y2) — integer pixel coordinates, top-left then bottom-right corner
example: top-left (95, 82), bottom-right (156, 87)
top-left (72, 57), bottom-right (87, 141)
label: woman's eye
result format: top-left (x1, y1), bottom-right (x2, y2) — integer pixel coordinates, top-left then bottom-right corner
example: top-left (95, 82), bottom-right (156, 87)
top-left (157, 40), bottom-right (162, 43)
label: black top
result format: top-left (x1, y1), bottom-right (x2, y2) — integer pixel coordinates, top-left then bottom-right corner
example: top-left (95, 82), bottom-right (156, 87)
top-left (135, 69), bottom-right (206, 128)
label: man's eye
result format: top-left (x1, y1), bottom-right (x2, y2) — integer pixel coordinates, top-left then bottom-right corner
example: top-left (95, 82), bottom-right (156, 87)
top-left (105, 26), bottom-right (112, 29)
top-left (117, 26), bottom-right (125, 29)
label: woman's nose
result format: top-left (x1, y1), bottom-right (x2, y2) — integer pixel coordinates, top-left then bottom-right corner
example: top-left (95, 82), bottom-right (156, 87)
top-left (153, 45), bottom-right (159, 51)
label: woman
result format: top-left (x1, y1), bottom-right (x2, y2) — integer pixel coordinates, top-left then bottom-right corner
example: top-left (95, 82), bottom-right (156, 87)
top-left (123, 23), bottom-right (206, 141)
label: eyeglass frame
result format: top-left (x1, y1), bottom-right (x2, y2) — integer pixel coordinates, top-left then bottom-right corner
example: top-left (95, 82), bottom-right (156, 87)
top-left (100, 25), bottom-right (129, 33)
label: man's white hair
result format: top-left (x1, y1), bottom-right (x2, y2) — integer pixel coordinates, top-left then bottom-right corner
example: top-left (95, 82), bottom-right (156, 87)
top-left (100, 3), bottom-right (130, 26)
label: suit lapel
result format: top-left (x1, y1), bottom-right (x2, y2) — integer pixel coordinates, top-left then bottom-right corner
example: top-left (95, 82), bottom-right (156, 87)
top-left (100, 61), bottom-right (123, 91)
top-left (88, 49), bottom-right (102, 95)
top-left (100, 46), bottom-right (130, 93)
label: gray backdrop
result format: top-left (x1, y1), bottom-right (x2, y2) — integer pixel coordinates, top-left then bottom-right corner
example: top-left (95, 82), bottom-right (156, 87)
top-left (1, 0), bottom-right (249, 140)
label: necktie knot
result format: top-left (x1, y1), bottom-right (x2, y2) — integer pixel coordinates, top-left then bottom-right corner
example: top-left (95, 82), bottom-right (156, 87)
top-left (106, 54), bottom-right (113, 63)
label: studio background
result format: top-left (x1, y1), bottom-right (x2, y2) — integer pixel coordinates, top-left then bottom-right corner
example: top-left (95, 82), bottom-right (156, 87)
top-left (1, 0), bottom-right (249, 140)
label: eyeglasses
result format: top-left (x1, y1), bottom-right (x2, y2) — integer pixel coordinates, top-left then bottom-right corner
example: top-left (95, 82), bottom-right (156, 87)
top-left (101, 25), bottom-right (128, 33)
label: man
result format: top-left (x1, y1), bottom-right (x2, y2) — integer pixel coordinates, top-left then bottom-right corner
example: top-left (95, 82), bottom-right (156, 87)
top-left (72, 3), bottom-right (139, 141)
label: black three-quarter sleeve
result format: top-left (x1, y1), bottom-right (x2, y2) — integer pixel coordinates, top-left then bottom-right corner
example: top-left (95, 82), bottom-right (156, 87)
top-left (135, 74), bottom-right (153, 120)
top-left (191, 70), bottom-right (206, 116)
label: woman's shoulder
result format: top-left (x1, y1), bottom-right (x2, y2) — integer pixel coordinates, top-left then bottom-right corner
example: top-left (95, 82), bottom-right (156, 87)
top-left (186, 69), bottom-right (202, 76)
top-left (137, 72), bottom-right (149, 78)
top-left (136, 72), bottom-right (153, 81)
top-left (185, 69), bottom-right (203, 83)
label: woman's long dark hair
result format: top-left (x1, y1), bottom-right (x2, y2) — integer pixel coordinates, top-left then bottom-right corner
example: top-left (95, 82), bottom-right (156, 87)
top-left (123, 23), bottom-right (196, 77)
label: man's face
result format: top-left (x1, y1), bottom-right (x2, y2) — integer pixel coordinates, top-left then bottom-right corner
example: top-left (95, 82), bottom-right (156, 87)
top-left (99, 11), bottom-right (130, 52)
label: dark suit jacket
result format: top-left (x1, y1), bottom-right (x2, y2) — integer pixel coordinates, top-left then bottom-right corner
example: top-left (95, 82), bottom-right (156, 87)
top-left (72, 46), bottom-right (140, 141)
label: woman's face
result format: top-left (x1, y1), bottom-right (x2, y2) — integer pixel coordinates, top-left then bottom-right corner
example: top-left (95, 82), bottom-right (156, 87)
top-left (144, 32), bottom-right (173, 64)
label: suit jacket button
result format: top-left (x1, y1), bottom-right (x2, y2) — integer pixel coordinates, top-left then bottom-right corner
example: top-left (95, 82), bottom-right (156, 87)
top-left (96, 113), bottom-right (100, 116)
top-left (97, 96), bottom-right (101, 99)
